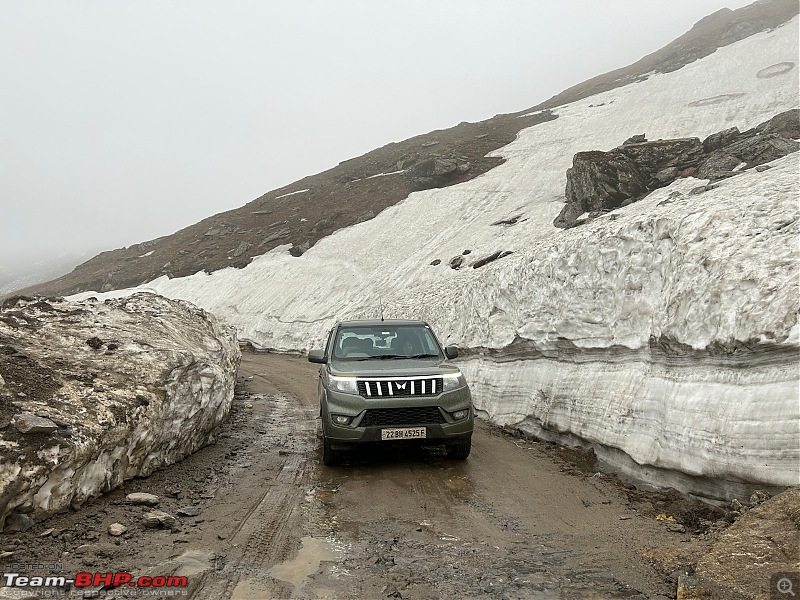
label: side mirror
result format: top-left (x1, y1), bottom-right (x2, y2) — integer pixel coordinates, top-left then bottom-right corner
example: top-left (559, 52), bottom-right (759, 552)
top-left (308, 349), bottom-right (327, 364)
top-left (444, 346), bottom-right (459, 359)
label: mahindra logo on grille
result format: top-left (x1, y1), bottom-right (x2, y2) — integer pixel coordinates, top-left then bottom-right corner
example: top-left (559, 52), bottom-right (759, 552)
top-left (358, 377), bottom-right (443, 397)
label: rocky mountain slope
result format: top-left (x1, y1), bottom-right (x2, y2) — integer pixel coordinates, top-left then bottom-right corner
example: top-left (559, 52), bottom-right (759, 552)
top-left (13, 0), bottom-right (798, 298)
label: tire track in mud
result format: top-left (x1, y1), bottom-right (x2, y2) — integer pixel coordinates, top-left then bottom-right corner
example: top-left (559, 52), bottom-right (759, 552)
top-left (188, 386), bottom-right (319, 600)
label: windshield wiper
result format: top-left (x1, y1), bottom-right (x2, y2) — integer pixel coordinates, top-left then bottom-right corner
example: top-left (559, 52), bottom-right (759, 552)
top-left (409, 353), bottom-right (439, 359)
top-left (373, 354), bottom-right (405, 360)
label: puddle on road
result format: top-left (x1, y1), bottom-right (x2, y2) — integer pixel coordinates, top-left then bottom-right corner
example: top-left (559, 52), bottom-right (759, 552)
top-left (269, 536), bottom-right (338, 587)
top-left (443, 475), bottom-right (472, 499)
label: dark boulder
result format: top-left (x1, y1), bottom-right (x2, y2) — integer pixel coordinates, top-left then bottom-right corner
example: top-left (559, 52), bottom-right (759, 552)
top-left (722, 133), bottom-right (799, 167)
top-left (472, 251), bottom-right (514, 269)
top-left (449, 256), bottom-right (464, 270)
top-left (695, 152), bottom-right (742, 180)
top-left (555, 111), bottom-right (799, 229)
top-left (702, 127), bottom-right (741, 152)
top-left (623, 134), bottom-right (647, 145)
top-left (410, 156), bottom-right (471, 179)
top-left (616, 138), bottom-right (704, 175)
top-left (289, 241), bottom-right (311, 257)
top-left (756, 108), bottom-right (799, 139)
top-left (554, 150), bottom-right (648, 228)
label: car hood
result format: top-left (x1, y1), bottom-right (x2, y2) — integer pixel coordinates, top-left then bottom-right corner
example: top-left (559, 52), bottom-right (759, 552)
top-left (328, 358), bottom-right (458, 377)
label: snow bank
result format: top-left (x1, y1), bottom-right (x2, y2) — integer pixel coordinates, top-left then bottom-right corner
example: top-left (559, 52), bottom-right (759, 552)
top-left (0, 293), bottom-right (239, 528)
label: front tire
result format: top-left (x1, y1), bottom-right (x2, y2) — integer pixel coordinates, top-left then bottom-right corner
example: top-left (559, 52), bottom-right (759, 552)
top-left (322, 436), bottom-right (343, 466)
top-left (446, 438), bottom-right (471, 460)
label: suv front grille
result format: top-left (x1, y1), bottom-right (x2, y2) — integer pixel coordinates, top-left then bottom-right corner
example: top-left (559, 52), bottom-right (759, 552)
top-left (361, 407), bottom-right (446, 427)
top-left (357, 377), bottom-right (443, 397)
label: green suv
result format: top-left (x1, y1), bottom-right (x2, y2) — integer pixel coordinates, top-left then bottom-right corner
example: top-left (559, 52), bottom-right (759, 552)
top-left (308, 319), bottom-right (474, 466)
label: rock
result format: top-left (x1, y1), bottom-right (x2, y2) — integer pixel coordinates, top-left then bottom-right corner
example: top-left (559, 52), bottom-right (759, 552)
top-left (4, 513), bottom-right (34, 532)
top-left (666, 522), bottom-right (687, 534)
top-left (176, 506), bottom-right (201, 517)
top-left (13, 413), bottom-right (58, 434)
top-left (554, 150), bottom-right (648, 228)
top-left (232, 242), bottom-right (251, 258)
top-left (430, 259), bottom-right (441, 266)
top-left (623, 134), bottom-right (647, 145)
top-left (616, 138), bottom-right (704, 175)
top-left (722, 133), bottom-right (799, 167)
top-left (758, 108), bottom-right (800, 139)
top-left (289, 241), bottom-right (311, 257)
top-left (0, 374), bottom-right (5, 390)
top-left (472, 251), bottom-right (514, 269)
top-left (126, 493), bottom-right (160, 507)
top-left (354, 211), bottom-right (375, 224)
top-left (755, 164), bottom-right (772, 172)
top-left (108, 523), bottom-right (127, 536)
top-left (695, 151), bottom-right (742, 180)
top-left (553, 113), bottom-right (800, 229)
top-left (410, 156), bottom-right (471, 179)
top-left (143, 510), bottom-right (177, 529)
top-left (490, 215), bottom-right (523, 226)
top-left (653, 166), bottom-right (679, 185)
top-left (258, 228), bottom-right (290, 247)
top-left (702, 127), bottom-right (741, 152)
top-left (449, 256), bottom-right (464, 270)
top-left (749, 490), bottom-right (771, 506)
top-left (86, 336), bottom-right (104, 349)
top-left (461, 249), bottom-right (471, 255)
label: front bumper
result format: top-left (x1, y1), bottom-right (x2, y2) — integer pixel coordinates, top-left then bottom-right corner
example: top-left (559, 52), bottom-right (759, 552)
top-left (322, 386), bottom-right (473, 449)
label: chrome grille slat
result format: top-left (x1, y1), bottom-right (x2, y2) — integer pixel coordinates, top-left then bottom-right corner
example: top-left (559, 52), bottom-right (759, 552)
top-left (356, 377), bottom-right (443, 397)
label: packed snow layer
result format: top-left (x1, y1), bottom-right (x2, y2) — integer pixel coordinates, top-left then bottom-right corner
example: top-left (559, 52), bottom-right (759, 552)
top-left (70, 19), bottom-right (799, 498)
top-left (0, 294), bottom-right (240, 527)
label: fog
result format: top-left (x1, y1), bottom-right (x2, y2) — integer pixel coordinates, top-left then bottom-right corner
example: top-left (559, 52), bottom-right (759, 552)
top-left (0, 0), bottom-right (754, 281)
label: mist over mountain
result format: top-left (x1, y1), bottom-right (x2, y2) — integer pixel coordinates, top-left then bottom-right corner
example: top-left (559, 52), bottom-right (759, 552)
top-left (12, 0), bottom-right (798, 299)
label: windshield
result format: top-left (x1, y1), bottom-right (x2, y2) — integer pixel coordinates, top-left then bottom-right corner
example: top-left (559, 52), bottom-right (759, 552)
top-left (332, 324), bottom-right (443, 360)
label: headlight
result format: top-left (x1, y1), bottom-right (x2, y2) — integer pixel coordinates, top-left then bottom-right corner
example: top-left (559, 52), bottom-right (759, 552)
top-left (328, 374), bottom-right (358, 395)
top-left (441, 371), bottom-right (467, 392)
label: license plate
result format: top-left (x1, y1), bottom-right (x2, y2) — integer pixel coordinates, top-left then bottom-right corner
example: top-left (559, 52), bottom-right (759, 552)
top-left (381, 427), bottom-right (427, 441)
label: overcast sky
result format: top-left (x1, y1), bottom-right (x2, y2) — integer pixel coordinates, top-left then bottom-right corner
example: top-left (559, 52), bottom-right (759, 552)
top-left (1, 0), bottom-right (755, 274)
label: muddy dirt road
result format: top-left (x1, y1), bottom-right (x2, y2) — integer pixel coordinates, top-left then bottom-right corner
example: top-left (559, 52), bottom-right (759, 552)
top-left (2, 351), bottom-right (720, 599)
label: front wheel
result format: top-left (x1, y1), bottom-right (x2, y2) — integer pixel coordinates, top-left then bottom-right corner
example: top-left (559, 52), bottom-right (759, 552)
top-left (446, 438), bottom-right (471, 460)
top-left (322, 436), bottom-right (344, 466)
